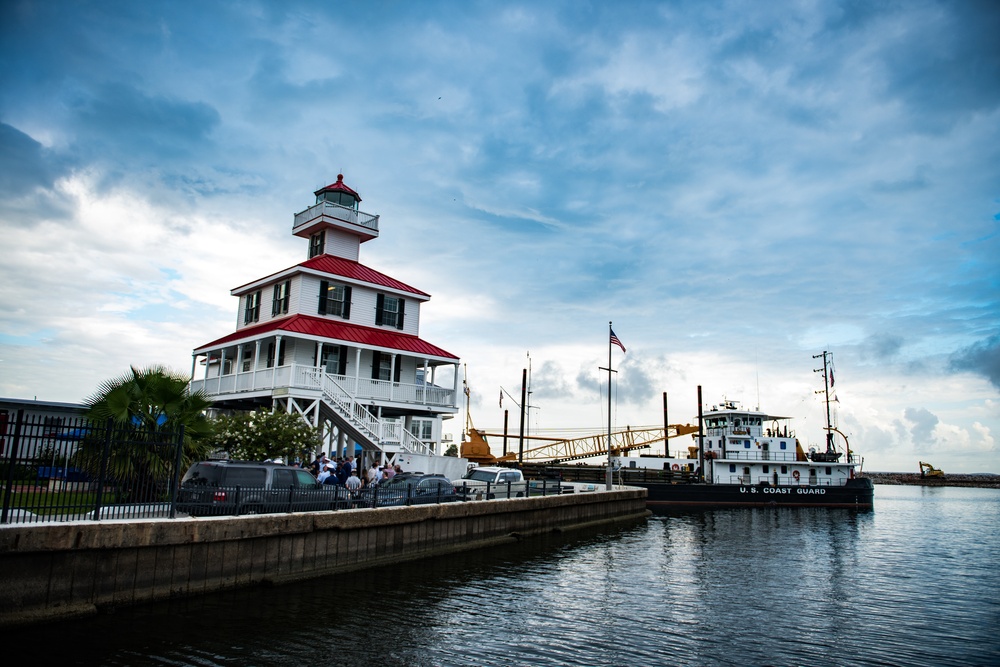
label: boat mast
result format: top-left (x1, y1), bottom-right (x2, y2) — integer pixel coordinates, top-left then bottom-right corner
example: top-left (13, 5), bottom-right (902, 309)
top-left (605, 323), bottom-right (614, 490)
top-left (813, 351), bottom-right (835, 454)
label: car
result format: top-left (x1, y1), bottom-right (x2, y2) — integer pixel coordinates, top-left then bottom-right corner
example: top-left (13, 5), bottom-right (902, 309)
top-left (455, 466), bottom-right (528, 500)
top-left (176, 460), bottom-right (349, 516)
top-left (354, 472), bottom-right (458, 508)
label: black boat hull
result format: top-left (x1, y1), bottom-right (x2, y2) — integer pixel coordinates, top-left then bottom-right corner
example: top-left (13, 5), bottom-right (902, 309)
top-left (639, 477), bottom-right (874, 508)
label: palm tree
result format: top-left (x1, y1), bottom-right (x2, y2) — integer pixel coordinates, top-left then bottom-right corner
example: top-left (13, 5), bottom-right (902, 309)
top-left (76, 366), bottom-right (215, 502)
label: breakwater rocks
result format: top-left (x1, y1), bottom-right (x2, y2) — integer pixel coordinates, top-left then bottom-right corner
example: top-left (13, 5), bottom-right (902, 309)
top-left (864, 472), bottom-right (1000, 488)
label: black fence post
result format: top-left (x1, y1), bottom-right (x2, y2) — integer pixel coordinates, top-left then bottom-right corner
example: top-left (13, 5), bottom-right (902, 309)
top-left (1, 409), bottom-right (25, 524)
top-left (169, 425), bottom-right (185, 519)
top-left (92, 419), bottom-right (114, 522)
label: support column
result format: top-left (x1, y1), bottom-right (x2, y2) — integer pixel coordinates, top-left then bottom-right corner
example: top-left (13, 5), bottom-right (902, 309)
top-left (421, 359), bottom-right (429, 403)
top-left (253, 340), bottom-right (262, 390)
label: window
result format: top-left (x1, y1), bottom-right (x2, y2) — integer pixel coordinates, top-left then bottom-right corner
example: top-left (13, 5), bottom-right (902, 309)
top-left (273, 469), bottom-right (295, 488)
top-left (318, 281), bottom-right (351, 318)
top-left (825, 467), bottom-right (832, 475)
top-left (320, 344), bottom-right (347, 375)
top-left (781, 465), bottom-right (788, 474)
top-left (309, 231), bottom-right (325, 258)
top-left (244, 290), bottom-right (261, 324)
top-left (744, 441), bottom-right (751, 449)
top-left (241, 344), bottom-right (254, 372)
top-left (378, 354), bottom-right (392, 381)
top-left (375, 294), bottom-right (405, 329)
top-left (762, 465), bottom-right (770, 474)
top-left (729, 464), bottom-right (736, 473)
top-left (780, 441), bottom-right (787, 450)
top-left (319, 191), bottom-right (357, 208)
top-left (266, 339), bottom-right (285, 368)
top-left (412, 419), bottom-right (433, 441)
top-left (371, 351), bottom-right (401, 382)
top-left (294, 470), bottom-right (317, 486)
top-left (272, 280), bottom-right (290, 316)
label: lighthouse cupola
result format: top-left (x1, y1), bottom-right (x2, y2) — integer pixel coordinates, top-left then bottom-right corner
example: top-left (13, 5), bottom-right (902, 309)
top-left (292, 173), bottom-right (379, 260)
top-left (314, 173), bottom-right (360, 209)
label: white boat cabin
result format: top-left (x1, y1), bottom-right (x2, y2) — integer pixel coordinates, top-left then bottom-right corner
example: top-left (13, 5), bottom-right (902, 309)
top-left (613, 400), bottom-right (858, 488)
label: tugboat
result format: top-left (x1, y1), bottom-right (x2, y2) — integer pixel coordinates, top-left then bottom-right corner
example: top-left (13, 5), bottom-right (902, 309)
top-left (547, 352), bottom-right (875, 508)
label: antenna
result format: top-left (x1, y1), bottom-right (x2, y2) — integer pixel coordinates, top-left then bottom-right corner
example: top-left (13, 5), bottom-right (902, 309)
top-left (755, 349), bottom-right (760, 411)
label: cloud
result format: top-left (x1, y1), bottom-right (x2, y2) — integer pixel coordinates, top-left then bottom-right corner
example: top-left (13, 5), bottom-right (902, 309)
top-left (950, 335), bottom-right (1000, 390)
top-left (861, 333), bottom-right (905, 361)
top-left (71, 83), bottom-right (220, 166)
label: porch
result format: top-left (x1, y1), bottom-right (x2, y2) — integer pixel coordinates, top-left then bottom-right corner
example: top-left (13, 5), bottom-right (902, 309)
top-left (189, 363), bottom-right (457, 409)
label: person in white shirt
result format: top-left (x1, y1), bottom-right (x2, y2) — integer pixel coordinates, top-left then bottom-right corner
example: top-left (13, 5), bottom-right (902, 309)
top-left (345, 469), bottom-right (362, 492)
top-left (317, 462), bottom-right (335, 484)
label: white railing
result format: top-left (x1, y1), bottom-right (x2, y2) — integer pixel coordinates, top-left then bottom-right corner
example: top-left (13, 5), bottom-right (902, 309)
top-left (716, 450), bottom-right (799, 462)
top-left (292, 201), bottom-right (379, 233)
top-left (192, 365), bottom-right (445, 457)
top-left (728, 476), bottom-right (843, 487)
top-left (379, 420), bottom-right (434, 456)
top-left (307, 371), bottom-right (433, 457)
top-left (191, 364), bottom-right (455, 408)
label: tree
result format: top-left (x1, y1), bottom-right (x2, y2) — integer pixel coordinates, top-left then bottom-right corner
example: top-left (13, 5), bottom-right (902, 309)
top-left (207, 410), bottom-right (322, 463)
top-left (75, 366), bottom-right (215, 501)
top-left (444, 444), bottom-right (459, 457)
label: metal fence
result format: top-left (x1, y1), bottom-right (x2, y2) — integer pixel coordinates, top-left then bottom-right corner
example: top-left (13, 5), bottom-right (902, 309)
top-left (1, 410), bottom-right (184, 524)
top-left (1, 410), bottom-right (564, 525)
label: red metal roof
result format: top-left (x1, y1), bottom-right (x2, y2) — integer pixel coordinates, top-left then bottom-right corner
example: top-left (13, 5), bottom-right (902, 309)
top-left (193, 314), bottom-right (458, 360)
top-left (232, 256), bottom-right (430, 298)
top-left (313, 174), bottom-right (361, 201)
top-left (299, 255), bottom-right (430, 297)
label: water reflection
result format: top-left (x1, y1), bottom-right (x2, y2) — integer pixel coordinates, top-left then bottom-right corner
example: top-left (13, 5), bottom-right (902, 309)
top-left (3, 488), bottom-right (998, 667)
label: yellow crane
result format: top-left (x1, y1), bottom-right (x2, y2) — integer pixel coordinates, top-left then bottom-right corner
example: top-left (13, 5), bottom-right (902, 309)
top-left (919, 461), bottom-right (944, 478)
top-left (477, 424), bottom-right (699, 464)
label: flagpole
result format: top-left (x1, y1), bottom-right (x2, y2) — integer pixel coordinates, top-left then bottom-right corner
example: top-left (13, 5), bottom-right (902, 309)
top-left (606, 321), bottom-right (613, 491)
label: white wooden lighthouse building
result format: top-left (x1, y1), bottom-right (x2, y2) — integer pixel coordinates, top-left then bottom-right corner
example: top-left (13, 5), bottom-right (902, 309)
top-left (190, 175), bottom-right (461, 463)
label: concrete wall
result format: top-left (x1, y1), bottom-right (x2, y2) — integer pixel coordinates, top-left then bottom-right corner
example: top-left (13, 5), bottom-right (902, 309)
top-left (0, 490), bottom-right (648, 627)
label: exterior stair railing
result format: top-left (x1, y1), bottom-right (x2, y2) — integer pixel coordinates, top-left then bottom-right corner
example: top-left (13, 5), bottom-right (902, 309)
top-left (307, 371), bottom-right (434, 456)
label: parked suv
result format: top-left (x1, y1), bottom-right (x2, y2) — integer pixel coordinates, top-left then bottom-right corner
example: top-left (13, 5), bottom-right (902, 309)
top-left (177, 460), bottom-right (348, 516)
top-left (354, 472), bottom-right (458, 508)
top-left (455, 466), bottom-right (527, 500)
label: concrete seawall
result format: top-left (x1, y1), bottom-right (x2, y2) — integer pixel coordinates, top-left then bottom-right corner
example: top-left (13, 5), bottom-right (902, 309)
top-left (0, 489), bottom-right (648, 627)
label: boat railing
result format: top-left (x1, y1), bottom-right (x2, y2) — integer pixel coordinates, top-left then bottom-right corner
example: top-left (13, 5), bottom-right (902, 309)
top-left (732, 475), bottom-right (842, 487)
top-left (719, 451), bottom-right (799, 462)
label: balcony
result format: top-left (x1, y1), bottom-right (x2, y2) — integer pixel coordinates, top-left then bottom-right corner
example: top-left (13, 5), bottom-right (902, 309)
top-left (293, 201), bottom-right (379, 240)
top-left (189, 364), bottom-right (456, 410)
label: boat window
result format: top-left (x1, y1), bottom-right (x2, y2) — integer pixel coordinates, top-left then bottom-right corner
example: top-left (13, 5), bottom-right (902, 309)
top-left (780, 442), bottom-right (787, 449)
top-left (734, 419), bottom-right (741, 427)
top-left (763, 465), bottom-right (770, 473)
top-left (781, 465), bottom-right (787, 474)
top-left (744, 441), bottom-right (751, 449)
top-left (825, 467), bottom-right (832, 475)
top-left (729, 464), bottom-right (736, 473)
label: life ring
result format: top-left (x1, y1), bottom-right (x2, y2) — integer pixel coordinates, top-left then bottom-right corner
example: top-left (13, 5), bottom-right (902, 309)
top-left (792, 470), bottom-right (800, 481)
top-left (672, 464), bottom-right (680, 471)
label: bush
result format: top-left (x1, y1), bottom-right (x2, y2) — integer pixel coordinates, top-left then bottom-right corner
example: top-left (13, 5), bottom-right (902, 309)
top-left (207, 410), bottom-right (322, 462)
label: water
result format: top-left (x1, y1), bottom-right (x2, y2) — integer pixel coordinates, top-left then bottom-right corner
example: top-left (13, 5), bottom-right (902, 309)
top-left (4, 485), bottom-right (999, 666)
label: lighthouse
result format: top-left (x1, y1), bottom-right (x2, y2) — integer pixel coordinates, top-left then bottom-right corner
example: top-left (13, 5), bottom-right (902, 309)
top-left (190, 176), bottom-right (461, 464)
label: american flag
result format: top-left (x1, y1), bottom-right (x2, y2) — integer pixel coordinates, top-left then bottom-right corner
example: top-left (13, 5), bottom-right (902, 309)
top-left (610, 329), bottom-right (626, 353)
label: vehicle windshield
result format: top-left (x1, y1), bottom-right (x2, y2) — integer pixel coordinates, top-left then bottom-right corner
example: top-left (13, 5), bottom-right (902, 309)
top-left (463, 470), bottom-right (498, 482)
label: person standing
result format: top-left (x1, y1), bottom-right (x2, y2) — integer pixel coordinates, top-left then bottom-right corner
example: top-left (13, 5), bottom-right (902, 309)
top-left (345, 469), bottom-right (362, 493)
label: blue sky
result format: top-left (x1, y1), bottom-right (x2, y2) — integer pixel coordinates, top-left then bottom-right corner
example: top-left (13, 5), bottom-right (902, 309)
top-left (1, 1), bottom-right (997, 472)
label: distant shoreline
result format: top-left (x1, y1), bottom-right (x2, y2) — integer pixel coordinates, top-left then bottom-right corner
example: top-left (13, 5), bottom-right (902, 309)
top-left (864, 472), bottom-right (1000, 489)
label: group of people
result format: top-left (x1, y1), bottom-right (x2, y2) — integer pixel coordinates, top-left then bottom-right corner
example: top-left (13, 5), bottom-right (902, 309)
top-left (306, 452), bottom-right (403, 493)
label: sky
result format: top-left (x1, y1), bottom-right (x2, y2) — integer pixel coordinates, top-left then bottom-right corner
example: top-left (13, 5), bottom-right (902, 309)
top-left (1, 0), bottom-right (998, 473)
